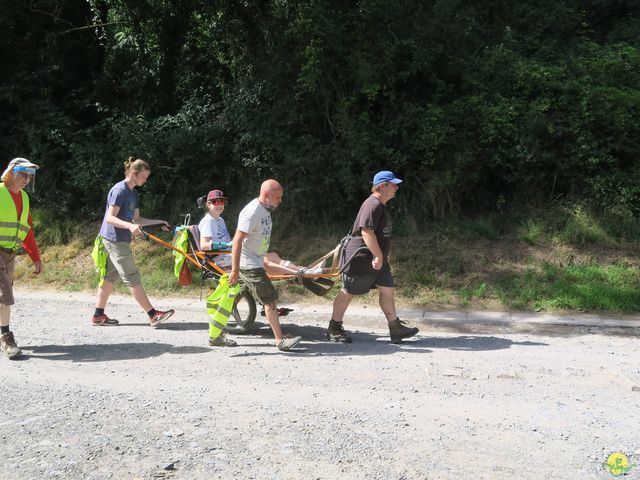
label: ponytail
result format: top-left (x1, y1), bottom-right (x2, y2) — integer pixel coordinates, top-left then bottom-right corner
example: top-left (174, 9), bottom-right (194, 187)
top-left (124, 156), bottom-right (150, 176)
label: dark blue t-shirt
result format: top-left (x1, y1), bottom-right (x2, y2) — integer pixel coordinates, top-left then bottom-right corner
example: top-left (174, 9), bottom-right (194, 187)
top-left (99, 180), bottom-right (139, 242)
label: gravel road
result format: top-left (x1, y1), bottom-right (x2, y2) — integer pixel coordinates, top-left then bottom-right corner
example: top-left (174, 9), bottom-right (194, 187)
top-left (1, 290), bottom-right (639, 479)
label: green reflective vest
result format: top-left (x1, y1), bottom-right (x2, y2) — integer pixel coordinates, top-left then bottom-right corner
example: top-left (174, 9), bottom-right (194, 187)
top-left (207, 274), bottom-right (240, 339)
top-left (90, 235), bottom-right (108, 287)
top-left (173, 228), bottom-right (189, 277)
top-left (0, 183), bottom-right (30, 250)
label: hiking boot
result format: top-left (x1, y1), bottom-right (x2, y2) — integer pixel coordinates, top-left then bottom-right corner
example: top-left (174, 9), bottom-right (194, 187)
top-left (326, 320), bottom-right (352, 343)
top-left (388, 318), bottom-right (419, 344)
top-left (0, 332), bottom-right (22, 358)
top-left (91, 313), bottom-right (119, 326)
top-left (149, 309), bottom-right (175, 328)
top-left (277, 335), bottom-right (302, 352)
top-left (209, 333), bottom-right (238, 347)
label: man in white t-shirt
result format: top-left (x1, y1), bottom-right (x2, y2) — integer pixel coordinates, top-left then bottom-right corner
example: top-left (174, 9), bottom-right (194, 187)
top-left (229, 179), bottom-right (302, 352)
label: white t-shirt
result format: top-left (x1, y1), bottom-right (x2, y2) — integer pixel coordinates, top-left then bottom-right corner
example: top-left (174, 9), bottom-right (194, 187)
top-left (236, 198), bottom-right (271, 269)
top-left (198, 214), bottom-right (231, 243)
top-left (198, 213), bottom-right (231, 267)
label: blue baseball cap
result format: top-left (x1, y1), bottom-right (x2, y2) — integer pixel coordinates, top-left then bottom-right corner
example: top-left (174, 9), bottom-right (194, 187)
top-left (372, 170), bottom-right (403, 186)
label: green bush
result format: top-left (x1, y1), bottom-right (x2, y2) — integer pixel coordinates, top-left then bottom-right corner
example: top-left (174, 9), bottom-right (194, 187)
top-left (1, 1), bottom-right (639, 230)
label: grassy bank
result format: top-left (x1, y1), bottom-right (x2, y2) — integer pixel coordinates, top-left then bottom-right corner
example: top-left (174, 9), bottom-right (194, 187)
top-left (13, 205), bottom-right (640, 314)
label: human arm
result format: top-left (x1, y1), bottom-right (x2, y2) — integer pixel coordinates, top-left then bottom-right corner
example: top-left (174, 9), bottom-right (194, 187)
top-left (22, 211), bottom-right (42, 273)
top-left (200, 236), bottom-right (213, 250)
top-left (21, 230), bottom-right (43, 274)
top-left (133, 210), bottom-right (170, 231)
top-left (199, 216), bottom-right (215, 251)
top-left (361, 228), bottom-right (384, 270)
top-left (10, 193), bottom-right (42, 272)
top-left (229, 230), bottom-right (248, 285)
top-left (105, 205), bottom-right (144, 236)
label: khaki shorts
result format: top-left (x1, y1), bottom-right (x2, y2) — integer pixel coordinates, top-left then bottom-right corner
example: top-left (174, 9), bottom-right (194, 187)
top-left (0, 250), bottom-right (16, 306)
top-left (103, 239), bottom-right (142, 287)
top-left (240, 268), bottom-right (278, 306)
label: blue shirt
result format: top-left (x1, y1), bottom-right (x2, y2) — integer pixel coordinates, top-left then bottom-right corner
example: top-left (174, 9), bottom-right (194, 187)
top-left (99, 180), bottom-right (140, 242)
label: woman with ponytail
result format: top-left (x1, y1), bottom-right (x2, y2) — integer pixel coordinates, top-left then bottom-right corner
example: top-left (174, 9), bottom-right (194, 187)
top-left (92, 157), bottom-right (175, 327)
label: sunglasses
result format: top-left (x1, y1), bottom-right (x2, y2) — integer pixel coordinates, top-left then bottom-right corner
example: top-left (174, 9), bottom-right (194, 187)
top-left (209, 199), bottom-right (226, 205)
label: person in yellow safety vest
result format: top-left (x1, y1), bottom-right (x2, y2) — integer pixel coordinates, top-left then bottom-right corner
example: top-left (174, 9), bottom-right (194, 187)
top-left (206, 274), bottom-right (240, 347)
top-left (0, 158), bottom-right (44, 359)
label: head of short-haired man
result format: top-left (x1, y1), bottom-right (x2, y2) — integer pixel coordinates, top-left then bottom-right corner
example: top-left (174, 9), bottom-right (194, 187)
top-left (259, 179), bottom-right (283, 212)
top-left (371, 170), bottom-right (402, 204)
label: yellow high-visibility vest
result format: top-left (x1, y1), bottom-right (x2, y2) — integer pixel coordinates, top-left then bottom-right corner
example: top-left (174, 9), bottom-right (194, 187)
top-left (90, 235), bottom-right (108, 287)
top-left (207, 274), bottom-right (240, 339)
top-left (173, 228), bottom-right (189, 278)
top-left (0, 183), bottom-right (30, 250)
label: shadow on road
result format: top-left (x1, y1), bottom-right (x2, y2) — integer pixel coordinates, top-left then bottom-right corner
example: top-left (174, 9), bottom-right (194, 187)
top-left (19, 343), bottom-right (210, 362)
top-left (228, 322), bottom-right (546, 357)
top-left (18, 325), bottom-right (548, 362)
top-left (418, 336), bottom-right (547, 351)
top-left (114, 322), bottom-right (208, 331)
top-left (228, 321), bottom-right (430, 357)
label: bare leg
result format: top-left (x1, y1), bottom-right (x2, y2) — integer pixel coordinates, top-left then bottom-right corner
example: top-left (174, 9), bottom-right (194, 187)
top-left (263, 252), bottom-right (302, 275)
top-left (331, 290), bottom-right (354, 322)
top-left (96, 281), bottom-right (153, 315)
top-left (130, 285), bottom-right (153, 312)
top-left (0, 304), bottom-right (10, 327)
top-left (379, 285), bottom-right (418, 342)
top-left (264, 302), bottom-right (283, 342)
top-left (377, 286), bottom-right (397, 322)
top-left (95, 280), bottom-right (114, 309)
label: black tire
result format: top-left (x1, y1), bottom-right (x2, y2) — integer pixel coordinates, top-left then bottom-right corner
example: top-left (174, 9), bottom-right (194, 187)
top-left (225, 289), bottom-right (257, 334)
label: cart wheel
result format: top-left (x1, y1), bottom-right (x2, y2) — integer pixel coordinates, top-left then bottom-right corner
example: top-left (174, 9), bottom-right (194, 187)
top-left (225, 290), bottom-right (257, 334)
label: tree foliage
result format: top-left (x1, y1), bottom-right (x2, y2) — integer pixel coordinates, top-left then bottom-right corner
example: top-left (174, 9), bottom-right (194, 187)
top-left (0, 0), bottom-right (638, 226)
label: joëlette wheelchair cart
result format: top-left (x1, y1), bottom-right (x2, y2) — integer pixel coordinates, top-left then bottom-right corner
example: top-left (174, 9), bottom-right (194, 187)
top-left (142, 214), bottom-right (344, 333)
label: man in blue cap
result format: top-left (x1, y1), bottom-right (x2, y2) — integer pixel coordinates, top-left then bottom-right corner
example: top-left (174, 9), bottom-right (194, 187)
top-left (0, 158), bottom-right (44, 358)
top-left (326, 170), bottom-right (419, 344)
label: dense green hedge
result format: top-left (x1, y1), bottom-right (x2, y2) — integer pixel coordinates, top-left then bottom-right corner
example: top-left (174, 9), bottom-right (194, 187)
top-left (1, 1), bottom-right (639, 227)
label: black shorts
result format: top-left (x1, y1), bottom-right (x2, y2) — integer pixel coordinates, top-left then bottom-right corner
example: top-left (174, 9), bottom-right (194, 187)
top-left (240, 268), bottom-right (278, 305)
top-left (341, 269), bottom-right (395, 295)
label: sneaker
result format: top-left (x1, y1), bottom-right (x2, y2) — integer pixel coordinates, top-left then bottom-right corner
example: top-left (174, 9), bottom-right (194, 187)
top-left (91, 314), bottom-right (119, 326)
top-left (209, 333), bottom-right (238, 347)
top-left (326, 320), bottom-right (352, 343)
top-left (0, 332), bottom-right (22, 358)
top-left (388, 318), bottom-right (419, 344)
top-left (149, 309), bottom-right (175, 328)
top-left (277, 335), bottom-right (302, 352)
